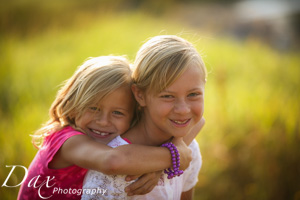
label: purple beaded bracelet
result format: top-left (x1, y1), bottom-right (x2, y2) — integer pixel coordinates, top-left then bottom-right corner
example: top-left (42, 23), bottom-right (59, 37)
top-left (161, 142), bottom-right (184, 179)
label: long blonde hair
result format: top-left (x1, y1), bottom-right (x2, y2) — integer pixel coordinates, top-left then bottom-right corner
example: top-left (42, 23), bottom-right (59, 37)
top-left (132, 35), bottom-right (207, 94)
top-left (33, 56), bottom-right (133, 148)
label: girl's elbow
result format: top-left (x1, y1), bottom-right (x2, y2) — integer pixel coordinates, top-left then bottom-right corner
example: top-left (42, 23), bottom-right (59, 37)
top-left (102, 153), bottom-right (126, 175)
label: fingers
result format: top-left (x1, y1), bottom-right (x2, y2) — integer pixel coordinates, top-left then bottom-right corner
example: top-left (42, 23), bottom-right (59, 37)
top-left (125, 174), bottom-right (141, 182)
top-left (126, 180), bottom-right (156, 195)
top-left (125, 174), bottom-right (151, 196)
top-left (172, 137), bottom-right (185, 145)
top-left (125, 171), bottom-right (161, 196)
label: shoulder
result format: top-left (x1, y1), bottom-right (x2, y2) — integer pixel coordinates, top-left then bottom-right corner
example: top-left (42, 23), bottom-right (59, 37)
top-left (188, 139), bottom-right (202, 166)
top-left (189, 139), bottom-right (201, 154)
top-left (184, 139), bottom-right (202, 177)
top-left (44, 127), bottom-right (88, 169)
top-left (45, 126), bottom-right (85, 145)
top-left (182, 139), bottom-right (202, 191)
top-left (41, 126), bottom-right (85, 154)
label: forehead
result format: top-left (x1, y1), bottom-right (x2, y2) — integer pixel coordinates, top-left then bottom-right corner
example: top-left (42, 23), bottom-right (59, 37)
top-left (96, 86), bottom-right (135, 109)
top-left (164, 64), bottom-right (205, 92)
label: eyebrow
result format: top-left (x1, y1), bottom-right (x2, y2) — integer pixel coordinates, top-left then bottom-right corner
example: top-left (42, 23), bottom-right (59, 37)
top-left (113, 107), bottom-right (131, 112)
top-left (92, 104), bottom-right (131, 113)
top-left (163, 87), bottom-right (203, 93)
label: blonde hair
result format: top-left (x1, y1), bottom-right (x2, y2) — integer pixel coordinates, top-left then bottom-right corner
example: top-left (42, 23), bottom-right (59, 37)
top-left (132, 35), bottom-right (207, 94)
top-left (32, 56), bottom-right (133, 148)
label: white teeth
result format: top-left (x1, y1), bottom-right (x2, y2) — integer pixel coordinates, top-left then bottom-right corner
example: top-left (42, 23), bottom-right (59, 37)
top-left (174, 120), bottom-right (189, 124)
top-left (92, 129), bottom-right (109, 136)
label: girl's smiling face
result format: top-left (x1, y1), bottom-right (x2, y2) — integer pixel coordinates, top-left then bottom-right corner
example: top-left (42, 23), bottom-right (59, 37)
top-left (137, 64), bottom-right (205, 143)
top-left (75, 86), bottom-right (135, 144)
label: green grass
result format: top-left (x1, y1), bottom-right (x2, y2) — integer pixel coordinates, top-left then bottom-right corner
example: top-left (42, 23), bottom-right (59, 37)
top-left (1, 9), bottom-right (299, 200)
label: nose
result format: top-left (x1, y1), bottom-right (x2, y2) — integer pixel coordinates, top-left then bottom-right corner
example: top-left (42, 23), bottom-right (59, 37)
top-left (173, 98), bottom-right (190, 115)
top-left (95, 113), bottom-right (111, 127)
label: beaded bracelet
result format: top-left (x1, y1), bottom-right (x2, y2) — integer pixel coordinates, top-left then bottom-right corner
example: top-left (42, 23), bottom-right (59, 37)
top-left (161, 142), bottom-right (184, 179)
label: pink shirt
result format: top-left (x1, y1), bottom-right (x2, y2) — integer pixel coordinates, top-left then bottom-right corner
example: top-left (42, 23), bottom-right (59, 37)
top-left (18, 126), bottom-right (88, 200)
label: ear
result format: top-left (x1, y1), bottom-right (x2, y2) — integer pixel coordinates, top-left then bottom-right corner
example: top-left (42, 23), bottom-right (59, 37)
top-left (131, 84), bottom-right (146, 107)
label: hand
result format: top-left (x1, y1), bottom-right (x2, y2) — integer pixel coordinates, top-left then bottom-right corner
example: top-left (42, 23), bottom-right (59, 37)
top-left (124, 171), bottom-right (162, 196)
top-left (172, 137), bottom-right (192, 171)
top-left (183, 117), bottom-right (205, 145)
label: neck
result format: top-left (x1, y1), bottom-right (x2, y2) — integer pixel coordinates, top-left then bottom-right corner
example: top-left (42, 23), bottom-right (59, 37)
top-left (127, 117), bottom-right (171, 146)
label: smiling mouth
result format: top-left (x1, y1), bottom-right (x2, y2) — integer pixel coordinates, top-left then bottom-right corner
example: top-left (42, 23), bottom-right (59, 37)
top-left (171, 119), bottom-right (190, 125)
top-left (173, 120), bottom-right (189, 124)
top-left (90, 129), bottom-right (111, 136)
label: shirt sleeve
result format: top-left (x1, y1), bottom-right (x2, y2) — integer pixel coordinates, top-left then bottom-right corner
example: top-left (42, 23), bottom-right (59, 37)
top-left (43, 127), bottom-right (84, 167)
top-left (182, 139), bottom-right (202, 192)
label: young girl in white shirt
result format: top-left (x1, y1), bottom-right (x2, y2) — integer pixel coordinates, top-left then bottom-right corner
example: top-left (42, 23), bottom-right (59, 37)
top-left (82, 35), bottom-right (207, 200)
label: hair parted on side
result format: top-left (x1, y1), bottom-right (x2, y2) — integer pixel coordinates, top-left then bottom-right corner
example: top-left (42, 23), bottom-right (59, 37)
top-left (132, 35), bottom-right (207, 94)
top-left (32, 56), bottom-right (133, 148)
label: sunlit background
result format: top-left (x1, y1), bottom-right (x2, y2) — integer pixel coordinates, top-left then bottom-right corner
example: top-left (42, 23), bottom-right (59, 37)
top-left (0, 0), bottom-right (299, 199)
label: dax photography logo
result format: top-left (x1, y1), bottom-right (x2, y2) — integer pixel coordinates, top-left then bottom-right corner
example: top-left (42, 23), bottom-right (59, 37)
top-left (2, 165), bottom-right (108, 199)
top-left (2, 165), bottom-right (56, 199)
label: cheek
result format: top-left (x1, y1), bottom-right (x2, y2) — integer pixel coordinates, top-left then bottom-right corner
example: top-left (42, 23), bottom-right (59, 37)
top-left (75, 117), bottom-right (84, 127)
top-left (76, 112), bottom-right (94, 128)
top-left (155, 102), bottom-right (173, 115)
top-left (116, 118), bottom-right (132, 133)
top-left (78, 113), bottom-right (90, 122)
top-left (193, 101), bottom-right (204, 118)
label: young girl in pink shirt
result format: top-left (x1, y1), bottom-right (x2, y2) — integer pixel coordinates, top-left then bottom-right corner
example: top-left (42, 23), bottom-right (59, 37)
top-left (17, 56), bottom-right (196, 200)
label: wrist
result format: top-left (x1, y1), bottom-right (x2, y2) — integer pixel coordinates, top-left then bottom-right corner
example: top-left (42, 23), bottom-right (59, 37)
top-left (161, 142), bottom-right (184, 179)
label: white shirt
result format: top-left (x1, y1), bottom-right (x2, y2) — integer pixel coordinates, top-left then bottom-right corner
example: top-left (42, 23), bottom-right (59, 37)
top-left (81, 136), bottom-right (202, 200)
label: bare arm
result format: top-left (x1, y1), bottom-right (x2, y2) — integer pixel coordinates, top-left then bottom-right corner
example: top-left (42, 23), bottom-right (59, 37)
top-left (51, 134), bottom-right (191, 175)
top-left (183, 117), bottom-right (205, 145)
top-left (181, 188), bottom-right (194, 200)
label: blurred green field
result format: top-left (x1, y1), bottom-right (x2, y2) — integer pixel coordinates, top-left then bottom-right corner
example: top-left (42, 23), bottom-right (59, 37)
top-left (1, 2), bottom-right (300, 200)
